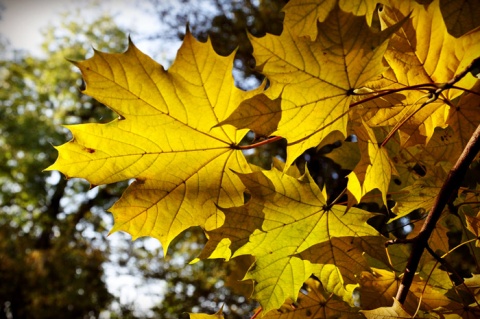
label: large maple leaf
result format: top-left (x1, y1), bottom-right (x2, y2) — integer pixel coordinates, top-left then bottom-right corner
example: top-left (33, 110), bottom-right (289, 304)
top-left (46, 31), bottom-right (263, 251)
top-left (222, 4), bottom-right (404, 167)
top-left (210, 167), bottom-right (381, 313)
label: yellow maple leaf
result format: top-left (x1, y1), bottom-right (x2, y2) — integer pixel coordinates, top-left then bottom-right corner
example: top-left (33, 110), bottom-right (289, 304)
top-left (46, 31), bottom-right (263, 252)
top-left (231, 4), bottom-right (404, 167)
top-left (189, 307), bottom-right (224, 319)
top-left (225, 167), bottom-right (379, 313)
top-left (347, 120), bottom-right (397, 205)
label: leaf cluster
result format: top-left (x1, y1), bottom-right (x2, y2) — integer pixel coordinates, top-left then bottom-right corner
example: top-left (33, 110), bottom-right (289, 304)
top-left (48, 0), bottom-right (480, 317)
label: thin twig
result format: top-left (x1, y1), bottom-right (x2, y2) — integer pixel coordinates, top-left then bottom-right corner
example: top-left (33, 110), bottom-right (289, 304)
top-left (385, 238), bottom-right (416, 247)
top-left (250, 307), bottom-right (262, 319)
top-left (329, 187), bottom-right (347, 206)
top-left (442, 238), bottom-right (478, 258)
top-left (234, 135), bottom-right (283, 150)
top-left (425, 244), bottom-right (464, 285)
top-left (450, 85), bottom-right (480, 97)
top-left (380, 93), bottom-right (433, 147)
top-left (428, 245), bottom-right (480, 309)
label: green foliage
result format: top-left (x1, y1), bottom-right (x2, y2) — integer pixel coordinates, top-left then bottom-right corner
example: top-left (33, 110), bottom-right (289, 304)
top-left (0, 14), bottom-right (126, 318)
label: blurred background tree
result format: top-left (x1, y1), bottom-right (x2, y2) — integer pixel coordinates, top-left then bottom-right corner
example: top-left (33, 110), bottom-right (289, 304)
top-left (144, 0), bottom-right (288, 89)
top-left (0, 13), bottom-right (128, 318)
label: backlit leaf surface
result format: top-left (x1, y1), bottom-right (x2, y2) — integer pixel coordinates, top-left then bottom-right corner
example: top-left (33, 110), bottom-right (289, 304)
top-left (246, 4), bottom-right (403, 166)
top-left (230, 168), bottom-right (379, 312)
top-left (47, 32), bottom-right (262, 251)
top-left (347, 121), bottom-right (396, 204)
top-left (361, 299), bottom-right (412, 319)
top-left (263, 278), bottom-right (363, 319)
top-left (363, 0), bottom-right (480, 146)
top-left (440, 0), bottom-right (480, 38)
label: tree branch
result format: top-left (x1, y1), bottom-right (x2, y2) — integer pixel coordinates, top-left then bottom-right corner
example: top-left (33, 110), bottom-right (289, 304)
top-left (396, 123), bottom-right (480, 304)
top-left (35, 177), bottom-right (68, 249)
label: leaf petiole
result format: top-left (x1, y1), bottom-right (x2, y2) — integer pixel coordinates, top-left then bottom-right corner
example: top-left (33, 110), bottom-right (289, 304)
top-left (249, 308), bottom-right (262, 319)
top-left (233, 135), bottom-right (284, 150)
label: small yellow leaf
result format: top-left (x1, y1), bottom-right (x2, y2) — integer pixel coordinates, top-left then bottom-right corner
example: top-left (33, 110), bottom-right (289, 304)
top-left (379, 0), bottom-right (480, 96)
top-left (219, 93), bottom-right (281, 138)
top-left (465, 211), bottom-right (480, 247)
top-left (297, 236), bottom-right (390, 286)
top-left (359, 267), bottom-right (454, 314)
top-left (361, 298), bottom-right (413, 319)
top-left (358, 268), bottom-right (401, 311)
top-left (391, 167), bottom-right (446, 221)
top-left (309, 264), bottom-right (358, 305)
top-left (363, 0), bottom-right (480, 146)
top-left (347, 121), bottom-right (395, 205)
top-left (198, 203), bottom-right (265, 261)
top-left (189, 306), bottom-right (224, 319)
